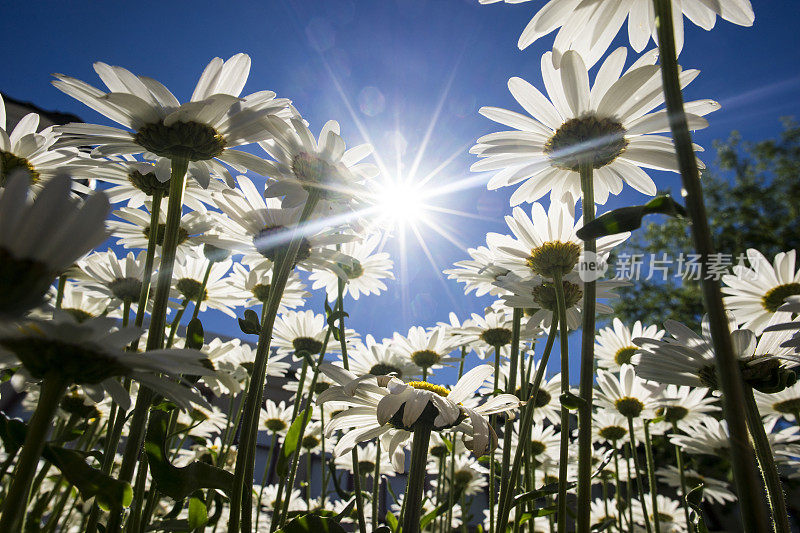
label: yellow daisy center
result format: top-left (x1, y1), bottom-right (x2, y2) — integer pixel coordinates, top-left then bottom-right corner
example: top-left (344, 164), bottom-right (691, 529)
top-left (407, 381), bottom-right (450, 397)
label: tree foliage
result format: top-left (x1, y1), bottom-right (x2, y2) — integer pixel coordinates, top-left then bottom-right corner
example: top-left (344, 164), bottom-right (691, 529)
top-left (614, 119), bottom-right (800, 326)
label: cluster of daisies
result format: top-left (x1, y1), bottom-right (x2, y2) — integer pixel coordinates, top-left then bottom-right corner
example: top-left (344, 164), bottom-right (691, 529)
top-left (1, 0), bottom-right (799, 532)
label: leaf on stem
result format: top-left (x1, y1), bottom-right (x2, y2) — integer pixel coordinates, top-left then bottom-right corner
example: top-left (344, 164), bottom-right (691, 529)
top-left (576, 195), bottom-right (687, 240)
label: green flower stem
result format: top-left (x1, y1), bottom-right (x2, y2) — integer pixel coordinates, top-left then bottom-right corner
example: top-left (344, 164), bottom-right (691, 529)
top-left (289, 356), bottom-right (310, 420)
top-left (496, 315), bottom-right (559, 528)
top-left (108, 158), bottom-right (188, 533)
top-left (271, 328), bottom-right (333, 530)
top-left (402, 423), bottom-right (433, 533)
top-left (576, 162), bottom-right (596, 533)
top-left (625, 445), bottom-right (634, 530)
top-left (671, 423), bottom-right (692, 532)
top-left (446, 430), bottom-right (457, 533)
top-left (643, 420), bottom-right (660, 533)
top-left (133, 189), bottom-right (164, 333)
top-left (743, 385), bottom-right (790, 533)
top-left (422, 366), bottom-right (428, 382)
top-left (499, 308), bottom-right (523, 528)
top-left (55, 274), bottom-right (67, 309)
top-left (652, 1), bottom-right (770, 531)
top-left (489, 342), bottom-right (502, 533)
top-left (626, 417), bottom-right (652, 533)
top-left (333, 283), bottom-right (367, 533)
top-left (320, 407), bottom-right (330, 500)
top-left (613, 445), bottom-right (624, 533)
top-left (42, 479), bottom-right (73, 533)
top-left (166, 298), bottom-right (189, 348)
top-left (372, 439), bottom-right (382, 531)
top-left (190, 261), bottom-right (212, 321)
top-left (256, 430), bottom-right (279, 530)
top-left (460, 494), bottom-right (468, 533)
top-left (553, 269), bottom-right (571, 533)
top-left (305, 451), bottom-right (313, 509)
top-left (0, 374), bottom-right (68, 532)
top-left (434, 455), bottom-right (445, 533)
top-left (229, 191), bottom-right (320, 533)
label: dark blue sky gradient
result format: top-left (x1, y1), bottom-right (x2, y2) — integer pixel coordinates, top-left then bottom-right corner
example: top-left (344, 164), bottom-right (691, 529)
top-left (2, 0), bottom-right (799, 382)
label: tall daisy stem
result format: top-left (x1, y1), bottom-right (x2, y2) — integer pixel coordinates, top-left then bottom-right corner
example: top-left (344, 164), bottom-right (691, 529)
top-left (626, 417), bottom-right (652, 533)
top-left (500, 309), bottom-right (523, 500)
top-left (190, 261), bottom-right (212, 321)
top-left (372, 439), bottom-right (382, 531)
top-left (576, 162), bottom-right (596, 532)
top-left (613, 445), bottom-right (624, 533)
top-left (643, 420), bottom-right (660, 533)
top-left (107, 157), bottom-right (188, 533)
top-left (255, 431), bottom-right (279, 531)
top-left (230, 190), bottom-right (320, 533)
top-left (743, 385), bottom-right (790, 533)
top-left (496, 315), bottom-right (559, 528)
top-left (0, 374), bottom-right (68, 532)
top-left (652, 1), bottom-right (770, 530)
top-left (402, 423), bottom-right (433, 533)
top-left (553, 269), bottom-right (571, 533)
top-left (671, 423), bottom-right (692, 531)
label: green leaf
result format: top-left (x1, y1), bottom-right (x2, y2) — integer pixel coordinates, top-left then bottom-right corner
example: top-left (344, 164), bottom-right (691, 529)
top-left (186, 318), bottom-right (204, 350)
top-left (559, 391), bottom-right (585, 410)
top-left (0, 413), bottom-right (27, 455)
top-left (275, 512), bottom-right (347, 533)
top-left (385, 511), bottom-right (398, 532)
top-left (277, 406), bottom-right (313, 477)
top-left (576, 195), bottom-right (687, 240)
top-left (419, 502), bottom-right (448, 529)
top-left (685, 484), bottom-right (709, 533)
top-left (238, 309), bottom-right (261, 335)
top-left (45, 446), bottom-right (133, 511)
top-left (144, 410), bottom-right (234, 500)
top-left (591, 518), bottom-right (617, 531)
top-left (187, 493), bottom-right (209, 529)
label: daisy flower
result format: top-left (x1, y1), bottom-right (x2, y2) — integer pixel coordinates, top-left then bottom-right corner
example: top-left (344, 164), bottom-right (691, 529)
top-left (487, 200), bottom-right (628, 280)
top-left (592, 410), bottom-right (632, 449)
top-left (0, 94), bottom-right (85, 192)
top-left (170, 251), bottom-right (239, 317)
top-left (84, 155), bottom-right (222, 210)
top-left (37, 281), bottom-right (113, 321)
top-left (271, 309), bottom-right (358, 357)
top-left (0, 312), bottom-right (212, 411)
top-left (755, 381), bottom-right (800, 424)
top-left (457, 304), bottom-right (542, 354)
top-left (589, 497), bottom-right (619, 532)
top-left (509, 423), bottom-right (561, 469)
top-left (201, 175), bottom-right (354, 277)
top-left (596, 318), bottom-right (664, 371)
top-left (471, 48), bottom-right (717, 205)
top-left (722, 248), bottom-right (800, 334)
top-left (221, 340), bottom-right (291, 380)
top-left (669, 416), bottom-right (731, 457)
top-left (655, 384), bottom-right (718, 430)
top-left (480, 358), bottom-right (562, 425)
top-left (257, 483), bottom-right (304, 514)
top-left (596, 364), bottom-right (664, 419)
top-left (52, 54), bottom-right (291, 184)
top-left (73, 248), bottom-right (149, 307)
top-left (390, 326), bottom-right (460, 378)
top-left (497, 272), bottom-right (624, 329)
top-left (190, 337), bottom-right (248, 395)
top-left (444, 245), bottom-right (511, 297)
top-left (259, 117), bottom-right (379, 212)
top-left (481, 0), bottom-right (754, 68)
top-left (633, 494), bottom-right (687, 533)
top-left (0, 174), bottom-right (109, 317)
top-left (334, 440), bottom-right (399, 476)
top-left (259, 400), bottom-right (293, 436)
top-left (109, 200), bottom-right (214, 257)
top-left (224, 261), bottom-right (308, 312)
top-left (657, 465), bottom-right (736, 505)
top-left (764, 296), bottom-right (800, 354)
top-left (429, 453), bottom-right (489, 496)
top-left (633, 315), bottom-right (798, 393)
top-left (308, 232), bottom-right (394, 301)
top-left (344, 334), bottom-right (419, 381)
top-left (318, 363), bottom-right (520, 457)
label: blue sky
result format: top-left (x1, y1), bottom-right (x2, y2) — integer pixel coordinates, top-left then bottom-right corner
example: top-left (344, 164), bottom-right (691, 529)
top-left (2, 0), bottom-right (799, 381)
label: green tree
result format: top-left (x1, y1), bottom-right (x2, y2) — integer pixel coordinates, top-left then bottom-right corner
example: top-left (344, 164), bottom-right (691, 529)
top-left (614, 119), bottom-right (800, 327)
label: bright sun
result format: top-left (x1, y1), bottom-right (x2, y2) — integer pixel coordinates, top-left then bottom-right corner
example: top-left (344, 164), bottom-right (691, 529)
top-left (374, 180), bottom-right (426, 226)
